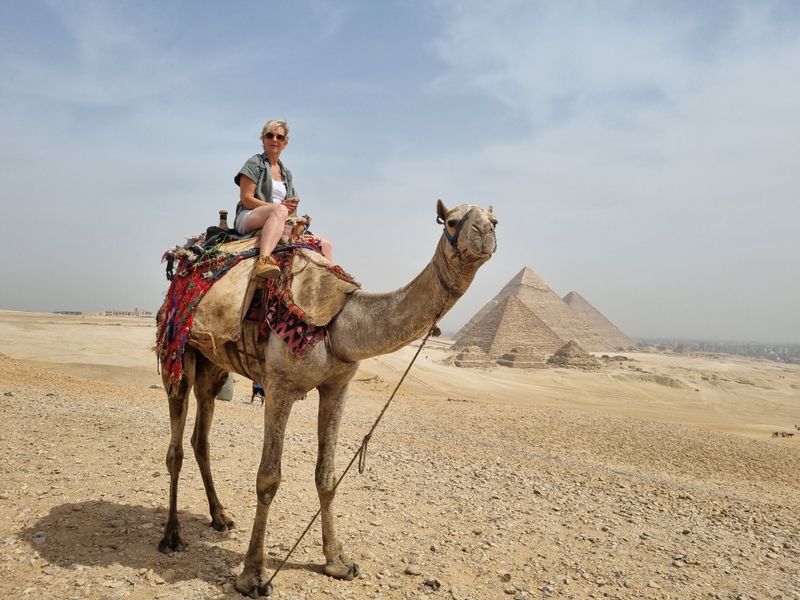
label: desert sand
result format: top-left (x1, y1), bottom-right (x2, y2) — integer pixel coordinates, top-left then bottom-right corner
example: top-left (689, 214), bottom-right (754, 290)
top-left (1, 310), bottom-right (799, 599)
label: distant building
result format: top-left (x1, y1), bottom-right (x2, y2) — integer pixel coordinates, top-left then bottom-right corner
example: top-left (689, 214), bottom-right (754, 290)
top-left (103, 308), bottom-right (154, 317)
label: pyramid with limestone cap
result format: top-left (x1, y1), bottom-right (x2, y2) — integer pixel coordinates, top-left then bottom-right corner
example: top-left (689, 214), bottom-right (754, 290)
top-left (455, 266), bottom-right (610, 351)
top-left (452, 295), bottom-right (563, 358)
top-left (454, 267), bottom-right (543, 338)
top-left (563, 291), bottom-right (633, 350)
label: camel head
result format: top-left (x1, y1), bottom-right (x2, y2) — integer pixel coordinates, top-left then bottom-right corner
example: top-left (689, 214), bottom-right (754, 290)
top-left (436, 199), bottom-right (497, 264)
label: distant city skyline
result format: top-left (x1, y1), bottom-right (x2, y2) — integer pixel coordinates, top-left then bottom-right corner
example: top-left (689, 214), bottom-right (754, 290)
top-left (1, 1), bottom-right (798, 344)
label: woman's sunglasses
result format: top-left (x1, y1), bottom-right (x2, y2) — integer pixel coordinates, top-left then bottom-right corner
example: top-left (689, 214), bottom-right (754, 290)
top-left (264, 132), bottom-right (286, 141)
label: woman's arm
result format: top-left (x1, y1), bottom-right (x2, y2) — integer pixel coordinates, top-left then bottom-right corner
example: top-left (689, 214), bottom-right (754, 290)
top-left (239, 176), bottom-right (268, 210)
top-left (240, 173), bottom-right (298, 212)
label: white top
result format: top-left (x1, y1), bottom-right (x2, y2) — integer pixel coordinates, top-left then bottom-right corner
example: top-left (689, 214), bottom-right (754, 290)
top-left (271, 179), bottom-right (287, 203)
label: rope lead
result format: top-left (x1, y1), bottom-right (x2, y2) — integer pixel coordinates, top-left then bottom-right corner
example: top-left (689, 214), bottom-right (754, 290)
top-left (358, 434), bottom-right (370, 474)
top-left (266, 243), bottom-right (466, 589)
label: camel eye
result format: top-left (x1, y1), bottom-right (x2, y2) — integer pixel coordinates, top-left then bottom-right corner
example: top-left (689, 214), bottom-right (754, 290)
top-left (447, 219), bottom-right (458, 228)
top-left (490, 217), bottom-right (498, 226)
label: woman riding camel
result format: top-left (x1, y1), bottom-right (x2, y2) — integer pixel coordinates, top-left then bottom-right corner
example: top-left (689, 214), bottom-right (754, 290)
top-left (234, 119), bottom-right (331, 280)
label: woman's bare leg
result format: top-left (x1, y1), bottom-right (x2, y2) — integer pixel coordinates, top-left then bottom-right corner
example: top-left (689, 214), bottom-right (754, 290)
top-left (319, 236), bottom-right (333, 262)
top-left (244, 204), bottom-right (289, 258)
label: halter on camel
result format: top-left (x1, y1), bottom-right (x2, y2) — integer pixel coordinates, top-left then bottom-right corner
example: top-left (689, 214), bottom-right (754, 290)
top-left (438, 206), bottom-right (475, 247)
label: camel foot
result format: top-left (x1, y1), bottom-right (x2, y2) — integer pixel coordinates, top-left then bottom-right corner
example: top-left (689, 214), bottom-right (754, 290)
top-left (322, 554), bottom-right (360, 581)
top-left (158, 529), bottom-right (186, 553)
top-left (235, 567), bottom-right (272, 597)
top-left (210, 509), bottom-right (235, 532)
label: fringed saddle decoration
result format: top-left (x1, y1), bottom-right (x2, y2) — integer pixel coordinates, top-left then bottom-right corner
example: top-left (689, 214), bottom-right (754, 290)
top-left (156, 249), bottom-right (248, 393)
top-left (250, 245), bottom-right (360, 356)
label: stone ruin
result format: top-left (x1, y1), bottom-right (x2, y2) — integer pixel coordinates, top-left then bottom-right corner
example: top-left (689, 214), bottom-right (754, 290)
top-left (457, 267), bottom-right (608, 351)
top-left (450, 266), bottom-right (633, 369)
top-left (452, 295), bottom-right (563, 359)
top-left (496, 346), bottom-right (548, 369)
top-left (562, 291), bottom-right (633, 350)
top-left (546, 340), bottom-right (601, 371)
top-left (453, 345), bottom-right (492, 368)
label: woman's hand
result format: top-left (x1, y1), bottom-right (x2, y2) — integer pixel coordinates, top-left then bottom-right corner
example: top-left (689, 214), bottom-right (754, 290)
top-left (282, 196), bottom-right (299, 214)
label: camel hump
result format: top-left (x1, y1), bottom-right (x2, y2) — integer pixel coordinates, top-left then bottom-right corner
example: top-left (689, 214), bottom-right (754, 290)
top-left (289, 249), bottom-right (360, 326)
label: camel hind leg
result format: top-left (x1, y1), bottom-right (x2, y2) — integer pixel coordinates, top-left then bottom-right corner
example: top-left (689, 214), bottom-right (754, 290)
top-left (158, 348), bottom-right (196, 553)
top-left (191, 355), bottom-right (235, 531)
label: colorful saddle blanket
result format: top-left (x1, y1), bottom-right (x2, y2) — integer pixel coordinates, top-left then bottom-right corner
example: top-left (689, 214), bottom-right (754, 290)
top-left (156, 232), bottom-right (359, 393)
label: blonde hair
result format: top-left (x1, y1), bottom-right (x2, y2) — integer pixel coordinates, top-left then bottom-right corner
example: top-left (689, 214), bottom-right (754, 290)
top-left (261, 119), bottom-right (289, 139)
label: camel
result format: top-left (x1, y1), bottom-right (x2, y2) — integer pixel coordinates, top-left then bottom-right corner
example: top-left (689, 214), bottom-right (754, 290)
top-left (156, 200), bottom-right (497, 597)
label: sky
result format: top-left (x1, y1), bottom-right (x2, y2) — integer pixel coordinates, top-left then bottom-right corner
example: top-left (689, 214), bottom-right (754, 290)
top-left (1, 0), bottom-right (798, 344)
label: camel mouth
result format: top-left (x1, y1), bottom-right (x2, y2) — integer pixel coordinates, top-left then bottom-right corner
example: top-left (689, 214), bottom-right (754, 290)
top-left (463, 222), bottom-right (497, 259)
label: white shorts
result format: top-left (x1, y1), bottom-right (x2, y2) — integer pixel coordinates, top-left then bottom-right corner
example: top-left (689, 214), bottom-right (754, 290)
top-left (234, 209), bottom-right (253, 235)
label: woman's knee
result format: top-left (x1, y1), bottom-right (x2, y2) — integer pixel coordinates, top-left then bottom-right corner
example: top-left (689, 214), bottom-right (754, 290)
top-left (244, 204), bottom-right (288, 232)
top-left (273, 204), bottom-right (289, 220)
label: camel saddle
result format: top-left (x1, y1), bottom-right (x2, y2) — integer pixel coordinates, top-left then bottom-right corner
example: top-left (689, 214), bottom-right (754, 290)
top-left (190, 237), bottom-right (360, 352)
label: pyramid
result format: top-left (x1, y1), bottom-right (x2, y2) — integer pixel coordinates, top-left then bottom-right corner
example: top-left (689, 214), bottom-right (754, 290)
top-left (456, 267), bottom-right (609, 351)
top-left (496, 347), bottom-right (548, 369)
top-left (546, 340), bottom-right (601, 370)
top-left (453, 346), bottom-right (492, 368)
top-left (452, 295), bottom-right (564, 358)
top-left (562, 291), bottom-right (633, 350)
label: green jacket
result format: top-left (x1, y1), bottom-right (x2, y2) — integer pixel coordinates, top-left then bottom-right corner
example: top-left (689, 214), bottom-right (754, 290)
top-left (234, 153), bottom-right (296, 218)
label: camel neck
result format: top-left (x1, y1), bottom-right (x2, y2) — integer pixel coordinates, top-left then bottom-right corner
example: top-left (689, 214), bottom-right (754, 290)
top-left (328, 238), bottom-right (480, 362)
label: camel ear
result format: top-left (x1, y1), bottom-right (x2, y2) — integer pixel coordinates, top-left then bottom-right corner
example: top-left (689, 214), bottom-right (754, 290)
top-left (436, 198), bottom-right (449, 222)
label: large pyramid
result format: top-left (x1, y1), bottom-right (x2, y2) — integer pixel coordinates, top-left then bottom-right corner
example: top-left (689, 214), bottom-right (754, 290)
top-left (563, 291), bottom-right (633, 350)
top-left (452, 295), bottom-right (564, 358)
top-left (456, 267), bottom-right (609, 351)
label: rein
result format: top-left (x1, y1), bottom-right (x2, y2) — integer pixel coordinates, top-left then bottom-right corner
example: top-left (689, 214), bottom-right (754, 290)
top-left (437, 207), bottom-right (474, 248)
top-left (266, 221), bottom-right (468, 589)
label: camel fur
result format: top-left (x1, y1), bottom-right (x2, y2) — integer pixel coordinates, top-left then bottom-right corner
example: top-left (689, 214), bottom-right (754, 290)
top-left (156, 200), bottom-right (497, 597)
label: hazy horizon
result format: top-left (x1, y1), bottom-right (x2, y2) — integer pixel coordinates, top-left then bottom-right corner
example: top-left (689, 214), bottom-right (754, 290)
top-left (1, 2), bottom-right (798, 344)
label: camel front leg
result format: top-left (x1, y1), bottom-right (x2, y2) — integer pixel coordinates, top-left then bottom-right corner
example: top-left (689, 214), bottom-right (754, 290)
top-left (316, 381), bottom-right (360, 580)
top-left (158, 349), bottom-right (196, 553)
top-left (191, 358), bottom-right (235, 532)
top-left (236, 392), bottom-right (294, 598)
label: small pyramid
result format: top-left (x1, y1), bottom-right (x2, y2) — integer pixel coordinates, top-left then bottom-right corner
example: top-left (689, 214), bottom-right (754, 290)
top-left (453, 345), bottom-right (492, 368)
top-left (452, 295), bottom-right (564, 358)
top-left (496, 346), bottom-right (548, 369)
top-left (563, 291), bottom-right (633, 350)
top-left (456, 266), bottom-right (609, 350)
top-left (546, 340), bottom-right (601, 370)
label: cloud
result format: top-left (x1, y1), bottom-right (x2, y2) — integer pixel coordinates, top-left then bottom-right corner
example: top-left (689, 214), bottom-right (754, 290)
top-left (1, 1), bottom-right (798, 342)
top-left (349, 0), bottom-right (798, 341)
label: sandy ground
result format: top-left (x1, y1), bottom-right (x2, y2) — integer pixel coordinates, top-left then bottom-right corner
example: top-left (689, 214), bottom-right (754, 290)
top-left (1, 310), bottom-right (799, 600)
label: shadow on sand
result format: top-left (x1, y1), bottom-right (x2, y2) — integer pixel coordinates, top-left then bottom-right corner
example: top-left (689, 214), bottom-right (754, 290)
top-left (19, 500), bottom-right (318, 588)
